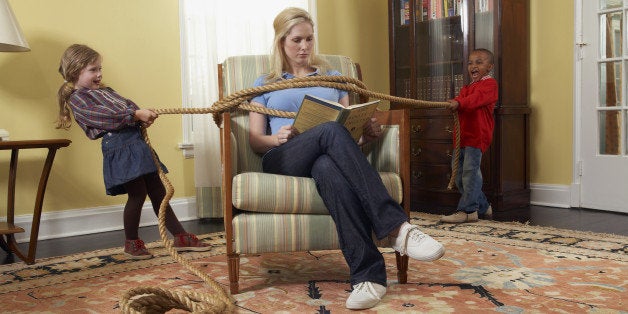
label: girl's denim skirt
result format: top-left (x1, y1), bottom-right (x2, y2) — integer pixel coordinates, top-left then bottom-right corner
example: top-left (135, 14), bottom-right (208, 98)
top-left (101, 126), bottom-right (168, 195)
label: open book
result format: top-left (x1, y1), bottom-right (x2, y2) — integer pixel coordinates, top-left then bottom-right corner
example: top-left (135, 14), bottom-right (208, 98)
top-left (293, 94), bottom-right (380, 142)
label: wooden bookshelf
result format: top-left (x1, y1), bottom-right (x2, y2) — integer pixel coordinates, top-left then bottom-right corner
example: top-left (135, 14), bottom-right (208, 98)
top-left (388, 0), bottom-right (530, 221)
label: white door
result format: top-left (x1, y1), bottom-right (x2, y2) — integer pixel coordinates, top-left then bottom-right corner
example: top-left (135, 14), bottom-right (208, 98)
top-left (579, 0), bottom-right (628, 212)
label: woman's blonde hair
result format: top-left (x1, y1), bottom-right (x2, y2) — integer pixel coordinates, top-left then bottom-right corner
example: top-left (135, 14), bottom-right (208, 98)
top-left (265, 7), bottom-right (329, 82)
top-left (55, 44), bottom-right (102, 129)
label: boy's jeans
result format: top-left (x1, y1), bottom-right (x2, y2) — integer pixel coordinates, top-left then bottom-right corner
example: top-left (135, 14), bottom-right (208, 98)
top-left (453, 147), bottom-right (490, 214)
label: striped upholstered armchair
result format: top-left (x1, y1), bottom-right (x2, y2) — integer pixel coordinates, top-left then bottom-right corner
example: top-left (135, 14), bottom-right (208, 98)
top-left (218, 54), bottom-right (411, 294)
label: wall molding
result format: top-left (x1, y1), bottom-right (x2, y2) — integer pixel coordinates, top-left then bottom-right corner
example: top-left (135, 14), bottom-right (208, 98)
top-left (530, 183), bottom-right (572, 208)
top-left (8, 197), bottom-right (197, 243)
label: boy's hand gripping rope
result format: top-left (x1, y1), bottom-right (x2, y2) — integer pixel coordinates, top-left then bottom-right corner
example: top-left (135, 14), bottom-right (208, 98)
top-left (119, 75), bottom-right (460, 313)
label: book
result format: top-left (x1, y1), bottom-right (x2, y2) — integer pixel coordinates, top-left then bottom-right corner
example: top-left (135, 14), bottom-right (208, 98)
top-left (292, 94), bottom-right (380, 142)
top-left (421, 0), bottom-right (429, 21)
top-left (401, 0), bottom-right (410, 25)
top-left (445, 0), bottom-right (455, 17)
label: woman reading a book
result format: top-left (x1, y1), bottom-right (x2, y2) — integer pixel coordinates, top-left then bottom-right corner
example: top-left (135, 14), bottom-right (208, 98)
top-left (248, 7), bottom-right (445, 310)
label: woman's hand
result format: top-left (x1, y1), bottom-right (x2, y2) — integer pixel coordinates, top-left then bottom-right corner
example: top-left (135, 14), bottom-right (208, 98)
top-left (135, 109), bottom-right (158, 127)
top-left (358, 117), bottom-right (382, 145)
top-left (276, 125), bottom-right (299, 145)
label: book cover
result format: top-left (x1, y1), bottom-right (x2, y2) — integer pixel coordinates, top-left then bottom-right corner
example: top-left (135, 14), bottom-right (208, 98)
top-left (454, 0), bottom-right (463, 16)
top-left (401, 0), bottom-right (410, 25)
top-left (434, 0), bottom-right (443, 18)
top-left (421, 0), bottom-right (429, 21)
top-left (445, 0), bottom-right (455, 17)
top-left (293, 94), bottom-right (380, 142)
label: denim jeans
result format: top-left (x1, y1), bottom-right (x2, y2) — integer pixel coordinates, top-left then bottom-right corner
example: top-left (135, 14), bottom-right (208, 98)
top-left (452, 147), bottom-right (490, 214)
top-left (262, 122), bottom-right (408, 287)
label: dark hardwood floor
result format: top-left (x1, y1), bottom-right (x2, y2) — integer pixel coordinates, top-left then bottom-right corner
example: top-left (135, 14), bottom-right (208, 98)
top-left (1, 205), bottom-right (626, 265)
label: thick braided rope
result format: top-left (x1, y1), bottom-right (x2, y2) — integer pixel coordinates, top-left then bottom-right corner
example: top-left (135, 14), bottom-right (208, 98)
top-left (120, 75), bottom-right (460, 313)
top-left (154, 75), bottom-right (461, 189)
top-left (119, 127), bottom-right (236, 314)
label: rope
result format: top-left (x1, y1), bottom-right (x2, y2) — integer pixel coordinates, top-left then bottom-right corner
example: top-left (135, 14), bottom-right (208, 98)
top-left (119, 75), bottom-right (460, 313)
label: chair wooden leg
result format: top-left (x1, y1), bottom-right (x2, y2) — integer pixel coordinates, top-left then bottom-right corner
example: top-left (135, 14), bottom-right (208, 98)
top-left (228, 252), bottom-right (240, 294)
top-left (395, 252), bottom-right (408, 284)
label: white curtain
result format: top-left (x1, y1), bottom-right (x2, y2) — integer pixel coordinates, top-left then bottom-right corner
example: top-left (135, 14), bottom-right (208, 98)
top-left (179, 0), bottom-right (314, 216)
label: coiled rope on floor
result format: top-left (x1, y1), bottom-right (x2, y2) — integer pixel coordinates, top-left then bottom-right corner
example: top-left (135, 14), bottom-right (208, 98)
top-left (119, 75), bottom-right (460, 313)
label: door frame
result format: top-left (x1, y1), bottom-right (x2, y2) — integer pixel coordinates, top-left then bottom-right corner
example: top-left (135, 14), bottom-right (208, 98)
top-left (571, 0), bottom-right (583, 208)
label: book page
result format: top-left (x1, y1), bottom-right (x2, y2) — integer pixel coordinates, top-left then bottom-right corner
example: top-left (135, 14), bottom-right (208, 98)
top-left (338, 100), bottom-right (380, 141)
top-left (293, 96), bottom-right (342, 133)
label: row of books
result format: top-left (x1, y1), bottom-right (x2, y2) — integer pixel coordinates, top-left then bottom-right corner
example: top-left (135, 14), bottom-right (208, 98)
top-left (400, 0), bottom-right (463, 25)
top-left (399, 74), bottom-right (465, 101)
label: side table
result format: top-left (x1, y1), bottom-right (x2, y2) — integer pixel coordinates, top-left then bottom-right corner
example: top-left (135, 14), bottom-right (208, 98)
top-left (0, 139), bottom-right (71, 264)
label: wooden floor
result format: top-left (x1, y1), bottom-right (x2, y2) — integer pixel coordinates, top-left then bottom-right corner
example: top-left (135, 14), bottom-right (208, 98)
top-left (1, 205), bottom-right (626, 265)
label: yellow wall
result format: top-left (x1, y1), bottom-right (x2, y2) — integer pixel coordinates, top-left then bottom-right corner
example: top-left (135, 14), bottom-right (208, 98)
top-left (529, 0), bottom-right (574, 185)
top-left (0, 0), bottom-right (195, 216)
top-left (317, 0), bottom-right (391, 107)
top-left (0, 0), bottom-right (574, 217)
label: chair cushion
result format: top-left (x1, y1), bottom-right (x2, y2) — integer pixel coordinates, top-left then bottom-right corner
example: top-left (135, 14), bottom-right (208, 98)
top-left (232, 172), bottom-right (403, 214)
top-left (232, 213), bottom-right (393, 254)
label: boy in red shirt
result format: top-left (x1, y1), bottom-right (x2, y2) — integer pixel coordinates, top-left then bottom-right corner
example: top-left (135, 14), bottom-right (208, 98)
top-left (441, 48), bottom-right (498, 223)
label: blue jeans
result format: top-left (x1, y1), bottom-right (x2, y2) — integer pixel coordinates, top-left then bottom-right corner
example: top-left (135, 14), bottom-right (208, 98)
top-left (262, 122), bottom-right (408, 287)
top-left (453, 147), bottom-right (490, 214)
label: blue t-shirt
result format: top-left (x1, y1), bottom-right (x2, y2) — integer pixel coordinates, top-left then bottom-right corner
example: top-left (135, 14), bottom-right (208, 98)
top-left (251, 69), bottom-right (349, 135)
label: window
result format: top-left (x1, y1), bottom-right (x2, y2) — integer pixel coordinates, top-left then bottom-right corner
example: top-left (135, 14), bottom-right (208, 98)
top-left (179, 0), bottom-right (314, 188)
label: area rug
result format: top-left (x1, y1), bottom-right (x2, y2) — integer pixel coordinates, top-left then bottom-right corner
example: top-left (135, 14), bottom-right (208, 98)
top-left (0, 213), bottom-right (626, 313)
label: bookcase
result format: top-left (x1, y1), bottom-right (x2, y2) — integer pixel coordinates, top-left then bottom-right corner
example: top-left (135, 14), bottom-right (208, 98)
top-left (388, 0), bottom-right (531, 221)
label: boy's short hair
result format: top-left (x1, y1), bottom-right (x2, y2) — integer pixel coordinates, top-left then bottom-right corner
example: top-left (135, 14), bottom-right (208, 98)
top-left (473, 48), bottom-right (494, 64)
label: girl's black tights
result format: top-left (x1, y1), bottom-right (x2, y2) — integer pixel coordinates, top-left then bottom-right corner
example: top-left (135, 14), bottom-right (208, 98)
top-left (122, 172), bottom-right (186, 240)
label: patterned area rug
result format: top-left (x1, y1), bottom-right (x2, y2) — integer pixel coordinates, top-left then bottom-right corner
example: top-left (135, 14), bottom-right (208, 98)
top-left (0, 212), bottom-right (626, 313)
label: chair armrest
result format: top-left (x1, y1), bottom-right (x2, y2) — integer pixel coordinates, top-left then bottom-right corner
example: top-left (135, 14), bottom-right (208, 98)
top-left (368, 109), bottom-right (410, 215)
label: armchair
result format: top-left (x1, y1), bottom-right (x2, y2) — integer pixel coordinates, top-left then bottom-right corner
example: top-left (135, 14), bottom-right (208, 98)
top-left (218, 54), bottom-right (410, 294)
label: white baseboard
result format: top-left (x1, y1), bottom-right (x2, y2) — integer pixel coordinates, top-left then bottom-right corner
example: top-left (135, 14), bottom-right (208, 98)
top-left (530, 183), bottom-right (572, 208)
top-left (8, 185), bottom-right (572, 243)
top-left (9, 197), bottom-right (197, 243)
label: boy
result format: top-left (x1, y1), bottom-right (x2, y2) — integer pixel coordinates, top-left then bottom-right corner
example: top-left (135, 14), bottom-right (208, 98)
top-left (441, 48), bottom-right (498, 223)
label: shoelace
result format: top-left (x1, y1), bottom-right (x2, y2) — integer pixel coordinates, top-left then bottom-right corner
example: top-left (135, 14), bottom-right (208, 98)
top-left (352, 282), bottom-right (382, 300)
top-left (396, 226), bottom-right (426, 256)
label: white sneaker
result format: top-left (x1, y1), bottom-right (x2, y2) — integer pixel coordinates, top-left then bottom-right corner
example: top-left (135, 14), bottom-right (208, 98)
top-left (345, 281), bottom-right (387, 310)
top-left (392, 222), bottom-right (445, 261)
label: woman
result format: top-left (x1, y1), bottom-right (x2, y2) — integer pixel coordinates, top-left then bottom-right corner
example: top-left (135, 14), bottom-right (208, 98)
top-left (248, 7), bottom-right (445, 310)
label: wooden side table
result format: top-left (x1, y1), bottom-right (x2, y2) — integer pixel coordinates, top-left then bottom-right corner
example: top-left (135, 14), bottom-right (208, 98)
top-left (0, 139), bottom-right (71, 264)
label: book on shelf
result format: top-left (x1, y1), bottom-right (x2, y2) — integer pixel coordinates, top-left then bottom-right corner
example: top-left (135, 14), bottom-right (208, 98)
top-left (421, 0), bottom-right (463, 20)
top-left (420, 0), bottom-right (429, 21)
top-left (293, 94), bottom-right (381, 142)
top-left (429, 0), bottom-right (442, 19)
top-left (401, 0), bottom-right (410, 25)
top-left (444, 0), bottom-right (455, 17)
top-left (454, 0), bottom-right (463, 16)
top-left (417, 74), bottom-right (463, 101)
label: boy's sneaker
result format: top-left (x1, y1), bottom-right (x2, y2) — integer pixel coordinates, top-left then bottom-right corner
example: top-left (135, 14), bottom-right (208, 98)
top-left (345, 281), bottom-right (387, 310)
top-left (392, 222), bottom-right (445, 261)
top-left (173, 233), bottom-right (211, 252)
top-left (480, 205), bottom-right (493, 220)
top-left (124, 239), bottom-right (153, 259)
top-left (440, 211), bottom-right (479, 223)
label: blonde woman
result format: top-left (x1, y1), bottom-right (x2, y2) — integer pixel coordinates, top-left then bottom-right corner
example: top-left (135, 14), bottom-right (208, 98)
top-left (248, 8), bottom-right (445, 310)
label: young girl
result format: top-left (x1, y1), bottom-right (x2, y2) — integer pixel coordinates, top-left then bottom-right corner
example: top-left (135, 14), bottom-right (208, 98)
top-left (56, 44), bottom-right (209, 259)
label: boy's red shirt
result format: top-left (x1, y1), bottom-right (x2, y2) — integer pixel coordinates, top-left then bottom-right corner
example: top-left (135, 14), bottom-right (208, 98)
top-left (453, 76), bottom-right (498, 152)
